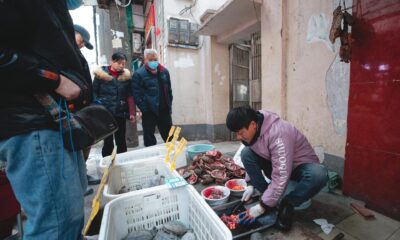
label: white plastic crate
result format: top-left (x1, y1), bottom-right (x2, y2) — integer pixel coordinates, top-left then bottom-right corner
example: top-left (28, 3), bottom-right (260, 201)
top-left (99, 185), bottom-right (232, 240)
top-left (103, 157), bottom-right (180, 201)
top-left (99, 144), bottom-right (187, 170)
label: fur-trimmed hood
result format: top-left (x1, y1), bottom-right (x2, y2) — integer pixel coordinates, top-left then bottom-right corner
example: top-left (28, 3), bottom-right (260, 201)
top-left (93, 67), bottom-right (131, 81)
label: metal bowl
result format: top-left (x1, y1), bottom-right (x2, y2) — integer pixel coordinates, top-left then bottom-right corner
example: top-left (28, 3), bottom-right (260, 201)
top-left (201, 186), bottom-right (230, 207)
top-left (225, 179), bottom-right (247, 197)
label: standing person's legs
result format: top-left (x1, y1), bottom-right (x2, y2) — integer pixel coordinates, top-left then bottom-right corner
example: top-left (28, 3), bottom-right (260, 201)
top-left (286, 163), bottom-right (328, 206)
top-left (157, 112), bottom-right (172, 142)
top-left (0, 130), bottom-right (87, 239)
top-left (83, 145), bottom-right (99, 186)
top-left (114, 117), bottom-right (127, 153)
top-left (241, 147), bottom-right (272, 193)
top-left (102, 134), bottom-right (114, 157)
top-left (141, 111), bottom-right (158, 147)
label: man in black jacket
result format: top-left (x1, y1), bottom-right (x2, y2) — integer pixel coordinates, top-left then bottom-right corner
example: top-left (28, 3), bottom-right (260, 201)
top-left (132, 49), bottom-right (173, 146)
top-left (0, 1), bottom-right (91, 239)
top-left (74, 24), bottom-right (101, 193)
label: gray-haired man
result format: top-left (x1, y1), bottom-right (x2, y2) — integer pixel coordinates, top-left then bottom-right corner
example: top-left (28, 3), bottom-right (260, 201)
top-left (132, 49), bottom-right (173, 146)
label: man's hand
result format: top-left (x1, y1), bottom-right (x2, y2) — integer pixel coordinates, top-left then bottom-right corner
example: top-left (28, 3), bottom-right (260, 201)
top-left (129, 114), bottom-right (136, 123)
top-left (55, 75), bottom-right (81, 100)
top-left (238, 204), bottom-right (265, 225)
top-left (241, 185), bottom-right (254, 202)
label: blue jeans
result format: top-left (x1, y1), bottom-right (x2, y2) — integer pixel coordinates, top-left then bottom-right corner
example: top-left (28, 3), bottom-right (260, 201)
top-left (0, 130), bottom-right (87, 239)
top-left (241, 147), bottom-right (328, 207)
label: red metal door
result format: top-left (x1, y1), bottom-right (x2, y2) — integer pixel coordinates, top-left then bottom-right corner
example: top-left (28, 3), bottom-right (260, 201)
top-left (343, 0), bottom-right (400, 220)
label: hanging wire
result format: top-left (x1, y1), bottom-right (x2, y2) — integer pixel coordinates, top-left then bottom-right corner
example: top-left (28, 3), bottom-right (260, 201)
top-left (115, 0), bottom-right (131, 8)
top-left (177, 0), bottom-right (204, 49)
top-left (179, 0), bottom-right (197, 16)
top-left (115, 0), bottom-right (131, 19)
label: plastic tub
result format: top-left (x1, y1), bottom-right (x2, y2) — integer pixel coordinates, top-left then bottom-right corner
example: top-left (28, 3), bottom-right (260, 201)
top-left (99, 145), bottom-right (187, 170)
top-left (103, 157), bottom-right (179, 201)
top-left (187, 144), bottom-right (215, 160)
top-left (99, 185), bottom-right (232, 240)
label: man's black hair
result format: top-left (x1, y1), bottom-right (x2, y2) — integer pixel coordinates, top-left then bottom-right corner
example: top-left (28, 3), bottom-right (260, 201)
top-left (226, 106), bottom-right (258, 132)
top-left (112, 52), bottom-right (127, 61)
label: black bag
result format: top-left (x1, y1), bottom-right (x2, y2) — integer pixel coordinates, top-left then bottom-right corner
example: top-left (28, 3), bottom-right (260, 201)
top-left (35, 93), bottom-right (118, 151)
top-left (62, 104), bottom-right (119, 151)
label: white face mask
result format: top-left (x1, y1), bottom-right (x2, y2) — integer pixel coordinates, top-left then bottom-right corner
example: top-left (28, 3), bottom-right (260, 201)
top-left (66, 0), bottom-right (83, 10)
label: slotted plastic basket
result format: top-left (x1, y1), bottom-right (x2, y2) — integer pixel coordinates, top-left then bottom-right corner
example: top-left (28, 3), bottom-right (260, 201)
top-left (99, 185), bottom-right (232, 240)
top-left (99, 145), bottom-right (187, 170)
top-left (103, 157), bottom-right (179, 201)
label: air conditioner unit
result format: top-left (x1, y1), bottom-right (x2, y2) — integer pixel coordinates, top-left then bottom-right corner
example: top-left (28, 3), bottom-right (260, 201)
top-left (168, 18), bottom-right (180, 44)
top-left (189, 22), bottom-right (199, 46)
top-left (168, 17), bottom-right (199, 47)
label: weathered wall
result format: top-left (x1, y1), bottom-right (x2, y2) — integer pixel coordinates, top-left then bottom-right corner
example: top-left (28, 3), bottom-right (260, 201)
top-left (161, 0), bottom-right (230, 140)
top-left (261, 0), bottom-right (350, 159)
top-left (260, 0), bottom-right (285, 117)
top-left (210, 39), bottom-right (230, 125)
top-left (166, 47), bottom-right (206, 125)
top-left (96, 8), bottom-right (113, 65)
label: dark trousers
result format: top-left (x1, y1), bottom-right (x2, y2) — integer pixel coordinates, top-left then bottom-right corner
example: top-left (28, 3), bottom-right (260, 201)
top-left (241, 147), bottom-right (328, 206)
top-left (142, 110), bottom-right (172, 147)
top-left (102, 117), bottom-right (127, 157)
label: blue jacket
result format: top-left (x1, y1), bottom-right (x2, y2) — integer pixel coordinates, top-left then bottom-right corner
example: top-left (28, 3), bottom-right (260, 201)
top-left (132, 65), bottom-right (173, 115)
top-left (93, 66), bottom-right (132, 118)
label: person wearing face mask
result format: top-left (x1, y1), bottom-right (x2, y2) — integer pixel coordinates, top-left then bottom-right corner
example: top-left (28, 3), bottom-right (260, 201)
top-left (132, 49), bottom-right (173, 146)
top-left (93, 52), bottom-right (136, 157)
top-left (0, 0), bottom-right (91, 239)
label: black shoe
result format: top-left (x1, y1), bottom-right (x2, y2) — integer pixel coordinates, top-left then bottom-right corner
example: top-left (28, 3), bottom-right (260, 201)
top-left (87, 175), bottom-right (100, 185)
top-left (276, 198), bottom-right (294, 231)
top-left (84, 187), bottom-right (94, 196)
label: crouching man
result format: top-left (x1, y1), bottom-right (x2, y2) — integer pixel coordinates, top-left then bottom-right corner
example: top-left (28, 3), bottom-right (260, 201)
top-left (226, 106), bottom-right (328, 231)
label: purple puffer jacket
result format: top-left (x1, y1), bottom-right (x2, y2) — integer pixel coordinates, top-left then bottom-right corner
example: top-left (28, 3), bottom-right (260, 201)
top-left (249, 110), bottom-right (319, 208)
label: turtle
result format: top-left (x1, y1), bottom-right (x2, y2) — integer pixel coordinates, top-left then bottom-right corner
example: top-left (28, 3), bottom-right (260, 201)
top-left (199, 174), bottom-right (214, 185)
top-left (153, 229), bottom-right (179, 240)
top-left (118, 185), bottom-right (130, 194)
top-left (187, 171), bottom-right (198, 185)
top-left (162, 221), bottom-right (187, 236)
top-left (193, 168), bottom-right (203, 176)
top-left (181, 171), bottom-right (192, 179)
top-left (123, 230), bottom-right (153, 240)
top-left (181, 230), bottom-right (196, 240)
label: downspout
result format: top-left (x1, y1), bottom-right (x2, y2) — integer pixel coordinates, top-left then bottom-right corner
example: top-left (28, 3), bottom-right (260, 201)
top-left (126, 4), bottom-right (134, 69)
top-left (281, 0), bottom-right (288, 120)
